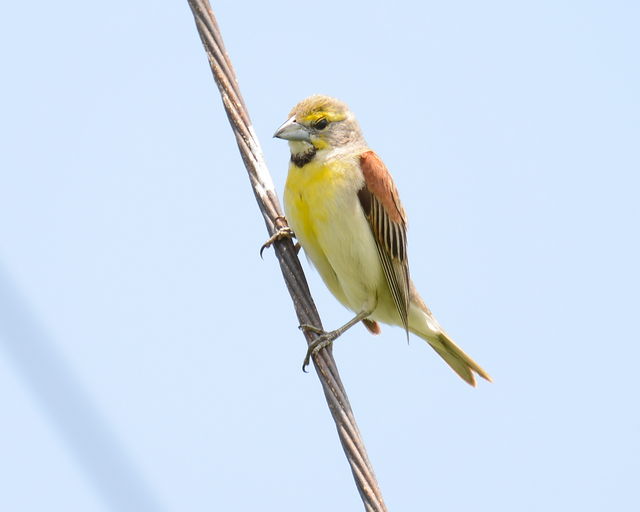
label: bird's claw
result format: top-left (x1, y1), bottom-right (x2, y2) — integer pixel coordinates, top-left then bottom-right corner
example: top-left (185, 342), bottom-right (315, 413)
top-left (299, 324), bottom-right (339, 372)
top-left (260, 226), bottom-right (295, 258)
top-left (298, 323), bottom-right (325, 335)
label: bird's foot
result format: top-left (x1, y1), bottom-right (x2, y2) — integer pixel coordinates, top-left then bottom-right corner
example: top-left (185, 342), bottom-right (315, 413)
top-left (260, 217), bottom-right (296, 257)
top-left (299, 324), bottom-right (340, 372)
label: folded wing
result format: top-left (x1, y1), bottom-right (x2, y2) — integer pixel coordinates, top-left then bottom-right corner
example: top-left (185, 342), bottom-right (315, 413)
top-left (357, 150), bottom-right (410, 334)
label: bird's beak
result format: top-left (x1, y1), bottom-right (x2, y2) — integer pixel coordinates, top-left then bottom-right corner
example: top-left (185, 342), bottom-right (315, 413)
top-left (273, 116), bottom-right (310, 142)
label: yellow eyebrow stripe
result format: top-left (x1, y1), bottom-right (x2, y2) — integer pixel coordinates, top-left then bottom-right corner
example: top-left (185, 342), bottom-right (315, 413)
top-left (299, 111), bottom-right (346, 123)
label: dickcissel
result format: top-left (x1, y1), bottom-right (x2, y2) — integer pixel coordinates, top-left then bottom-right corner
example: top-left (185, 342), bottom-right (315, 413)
top-left (273, 95), bottom-right (491, 386)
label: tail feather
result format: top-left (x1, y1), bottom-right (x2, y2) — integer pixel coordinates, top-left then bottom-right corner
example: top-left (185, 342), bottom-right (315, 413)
top-left (427, 331), bottom-right (492, 387)
top-left (408, 283), bottom-right (492, 386)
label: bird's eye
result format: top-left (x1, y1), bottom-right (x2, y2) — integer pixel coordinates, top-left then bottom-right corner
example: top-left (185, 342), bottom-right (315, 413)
top-left (313, 118), bottom-right (329, 130)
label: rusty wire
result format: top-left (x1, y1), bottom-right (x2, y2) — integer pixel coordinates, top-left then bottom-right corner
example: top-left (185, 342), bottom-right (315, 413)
top-left (186, 1), bottom-right (388, 510)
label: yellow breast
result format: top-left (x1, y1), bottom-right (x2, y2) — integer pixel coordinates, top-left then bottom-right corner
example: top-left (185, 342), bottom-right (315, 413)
top-left (283, 158), bottom-right (349, 243)
top-left (283, 154), bottom-right (385, 315)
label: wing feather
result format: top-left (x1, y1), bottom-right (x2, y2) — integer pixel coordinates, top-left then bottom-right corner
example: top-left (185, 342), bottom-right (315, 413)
top-left (357, 151), bottom-right (410, 333)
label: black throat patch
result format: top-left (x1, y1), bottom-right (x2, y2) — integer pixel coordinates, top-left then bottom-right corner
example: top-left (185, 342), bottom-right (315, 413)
top-left (291, 147), bottom-right (317, 167)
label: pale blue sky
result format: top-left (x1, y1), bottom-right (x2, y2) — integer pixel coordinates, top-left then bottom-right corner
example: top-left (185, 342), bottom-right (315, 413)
top-left (1, 1), bottom-right (638, 510)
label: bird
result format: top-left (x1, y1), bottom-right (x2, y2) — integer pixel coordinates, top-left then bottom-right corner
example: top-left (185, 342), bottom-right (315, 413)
top-left (271, 94), bottom-right (491, 386)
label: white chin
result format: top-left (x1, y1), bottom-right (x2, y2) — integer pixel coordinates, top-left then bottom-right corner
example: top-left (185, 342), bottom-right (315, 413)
top-left (289, 140), bottom-right (313, 154)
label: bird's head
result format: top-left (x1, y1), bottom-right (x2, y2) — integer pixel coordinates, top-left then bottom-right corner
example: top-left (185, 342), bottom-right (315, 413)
top-left (274, 95), bottom-right (365, 159)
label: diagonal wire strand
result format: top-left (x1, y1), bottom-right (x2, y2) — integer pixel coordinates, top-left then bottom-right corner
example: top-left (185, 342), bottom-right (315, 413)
top-left (186, 2), bottom-right (388, 510)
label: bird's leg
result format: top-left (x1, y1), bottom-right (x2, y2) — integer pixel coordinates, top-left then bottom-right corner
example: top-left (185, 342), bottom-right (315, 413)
top-left (260, 216), bottom-right (299, 257)
top-left (300, 309), bottom-right (373, 372)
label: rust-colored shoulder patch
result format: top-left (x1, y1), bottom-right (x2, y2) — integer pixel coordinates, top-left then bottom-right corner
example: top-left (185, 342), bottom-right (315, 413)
top-left (359, 151), bottom-right (406, 224)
